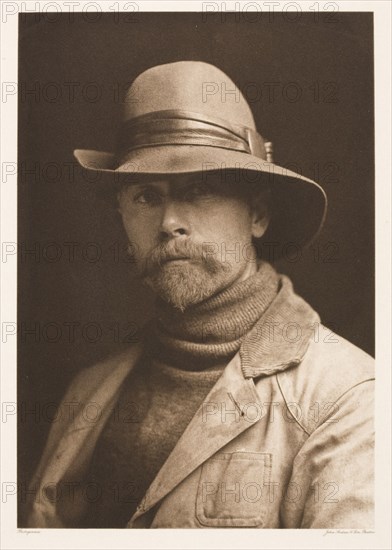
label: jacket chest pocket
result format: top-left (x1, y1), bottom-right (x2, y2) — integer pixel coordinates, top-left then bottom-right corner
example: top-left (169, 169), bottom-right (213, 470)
top-left (196, 451), bottom-right (272, 527)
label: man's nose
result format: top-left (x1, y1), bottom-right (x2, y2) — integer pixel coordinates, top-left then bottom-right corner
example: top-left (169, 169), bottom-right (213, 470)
top-left (159, 200), bottom-right (190, 239)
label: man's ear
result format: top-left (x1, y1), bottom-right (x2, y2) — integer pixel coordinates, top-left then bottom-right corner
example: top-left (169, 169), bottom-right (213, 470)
top-left (251, 189), bottom-right (271, 238)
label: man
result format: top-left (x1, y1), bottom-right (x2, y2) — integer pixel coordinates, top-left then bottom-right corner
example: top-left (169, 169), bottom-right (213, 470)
top-left (26, 61), bottom-right (374, 528)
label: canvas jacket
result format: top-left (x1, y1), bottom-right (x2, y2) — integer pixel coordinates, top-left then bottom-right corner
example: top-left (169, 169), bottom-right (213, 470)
top-left (26, 276), bottom-right (374, 529)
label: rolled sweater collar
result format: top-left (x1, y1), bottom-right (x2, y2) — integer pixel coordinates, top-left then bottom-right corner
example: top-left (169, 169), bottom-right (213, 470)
top-left (145, 260), bottom-right (280, 371)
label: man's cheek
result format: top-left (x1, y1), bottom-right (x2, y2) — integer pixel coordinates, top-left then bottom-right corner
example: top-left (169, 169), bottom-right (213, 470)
top-left (125, 224), bottom-right (151, 251)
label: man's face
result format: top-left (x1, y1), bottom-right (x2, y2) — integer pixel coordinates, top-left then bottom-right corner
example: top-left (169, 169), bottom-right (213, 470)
top-left (117, 173), bottom-right (269, 311)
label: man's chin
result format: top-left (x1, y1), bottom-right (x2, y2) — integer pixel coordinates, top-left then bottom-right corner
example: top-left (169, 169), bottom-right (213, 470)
top-left (143, 262), bottom-right (227, 312)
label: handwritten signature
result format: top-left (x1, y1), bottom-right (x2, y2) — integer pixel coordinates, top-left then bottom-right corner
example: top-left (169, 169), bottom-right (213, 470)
top-left (17, 529), bottom-right (40, 535)
top-left (324, 529), bottom-right (374, 536)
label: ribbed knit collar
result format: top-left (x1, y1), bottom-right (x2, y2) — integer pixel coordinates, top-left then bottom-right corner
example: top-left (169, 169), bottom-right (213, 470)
top-left (144, 260), bottom-right (279, 370)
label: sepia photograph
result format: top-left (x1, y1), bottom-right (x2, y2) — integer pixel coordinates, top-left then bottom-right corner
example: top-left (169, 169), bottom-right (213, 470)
top-left (1, 1), bottom-right (391, 548)
top-left (19, 6), bottom-right (375, 531)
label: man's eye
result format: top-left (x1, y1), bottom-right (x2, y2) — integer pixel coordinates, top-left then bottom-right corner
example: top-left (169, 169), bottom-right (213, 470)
top-left (134, 190), bottom-right (161, 204)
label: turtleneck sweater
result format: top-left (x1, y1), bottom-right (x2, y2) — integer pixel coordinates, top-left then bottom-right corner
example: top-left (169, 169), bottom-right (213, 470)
top-left (81, 261), bottom-right (279, 528)
top-left (150, 259), bottom-right (279, 370)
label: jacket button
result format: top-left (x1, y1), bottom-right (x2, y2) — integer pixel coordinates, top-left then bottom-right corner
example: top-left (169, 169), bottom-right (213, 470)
top-left (43, 484), bottom-right (57, 501)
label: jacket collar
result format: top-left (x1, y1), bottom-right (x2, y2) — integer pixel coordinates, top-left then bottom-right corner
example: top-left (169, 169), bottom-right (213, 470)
top-left (239, 274), bottom-right (319, 379)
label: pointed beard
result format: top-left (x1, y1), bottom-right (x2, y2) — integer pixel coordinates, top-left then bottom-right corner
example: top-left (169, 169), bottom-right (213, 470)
top-left (134, 239), bottom-right (233, 311)
top-left (143, 259), bottom-right (232, 311)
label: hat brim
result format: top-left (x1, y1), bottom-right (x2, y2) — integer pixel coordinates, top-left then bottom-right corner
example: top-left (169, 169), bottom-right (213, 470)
top-left (73, 146), bottom-right (327, 261)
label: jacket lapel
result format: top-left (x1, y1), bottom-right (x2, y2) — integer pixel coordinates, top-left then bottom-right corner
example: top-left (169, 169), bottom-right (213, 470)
top-left (240, 275), bottom-right (319, 378)
top-left (129, 351), bottom-right (265, 524)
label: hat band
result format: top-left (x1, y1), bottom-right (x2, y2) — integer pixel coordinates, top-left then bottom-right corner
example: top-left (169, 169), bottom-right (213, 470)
top-left (116, 109), bottom-right (268, 166)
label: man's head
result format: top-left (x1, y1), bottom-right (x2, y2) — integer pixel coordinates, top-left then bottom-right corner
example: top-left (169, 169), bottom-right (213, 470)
top-left (74, 61), bottom-right (327, 271)
top-left (117, 172), bottom-right (271, 311)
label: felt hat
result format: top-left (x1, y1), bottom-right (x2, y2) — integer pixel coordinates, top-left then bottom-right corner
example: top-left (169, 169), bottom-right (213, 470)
top-left (74, 61), bottom-right (327, 259)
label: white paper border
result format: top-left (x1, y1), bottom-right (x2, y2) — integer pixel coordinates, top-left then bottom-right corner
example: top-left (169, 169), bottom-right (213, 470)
top-left (1, 1), bottom-right (391, 549)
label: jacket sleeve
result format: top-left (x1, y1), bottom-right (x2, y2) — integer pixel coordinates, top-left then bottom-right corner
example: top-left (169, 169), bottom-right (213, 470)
top-left (280, 379), bottom-right (374, 528)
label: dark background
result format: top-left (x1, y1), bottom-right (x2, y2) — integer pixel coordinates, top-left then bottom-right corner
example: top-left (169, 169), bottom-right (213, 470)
top-left (18, 11), bottom-right (374, 516)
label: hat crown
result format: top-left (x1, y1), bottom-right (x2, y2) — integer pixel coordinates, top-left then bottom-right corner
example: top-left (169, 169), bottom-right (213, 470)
top-left (123, 61), bottom-right (256, 129)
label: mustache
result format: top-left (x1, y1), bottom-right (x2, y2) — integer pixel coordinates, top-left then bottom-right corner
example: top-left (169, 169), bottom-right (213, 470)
top-left (140, 240), bottom-right (223, 276)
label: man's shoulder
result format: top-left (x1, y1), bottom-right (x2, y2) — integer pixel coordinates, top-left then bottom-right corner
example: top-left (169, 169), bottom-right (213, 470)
top-left (256, 275), bottom-right (374, 400)
top-left (310, 326), bottom-right (373, 378)
top-left (275, 327), bottom-right (374, 426)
